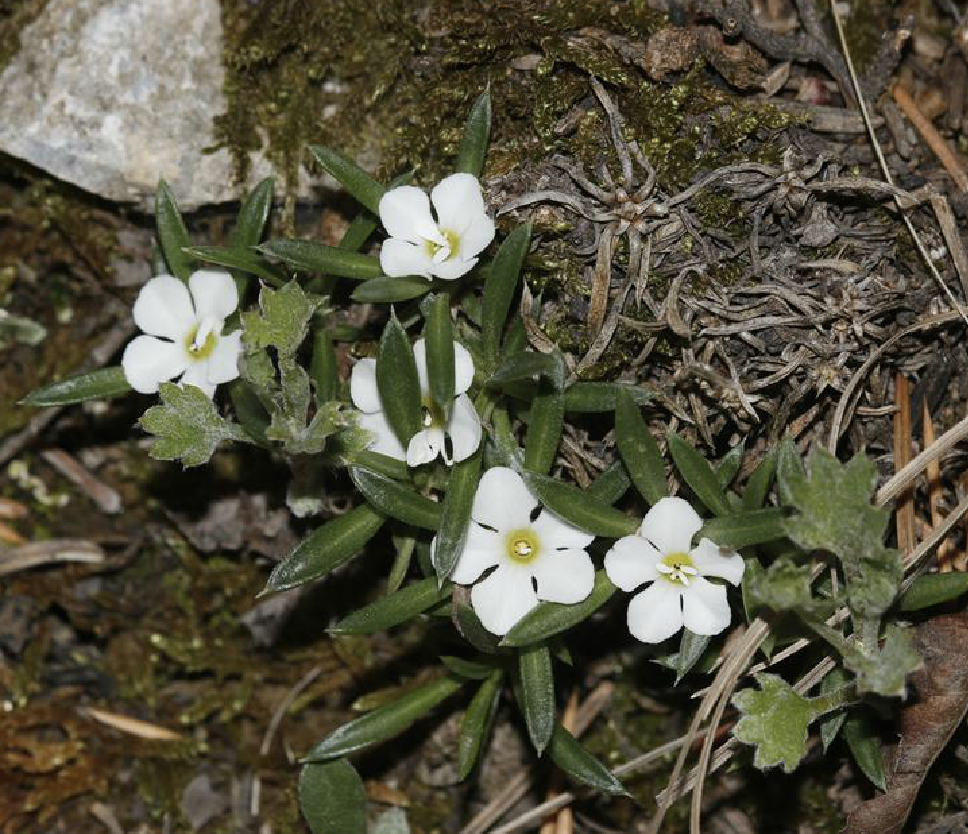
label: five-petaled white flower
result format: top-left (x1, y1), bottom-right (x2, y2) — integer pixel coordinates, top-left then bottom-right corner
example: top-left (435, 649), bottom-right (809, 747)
top-left (121, 270), bottom-right (243, 398)
top-left (378, 173), bottom-right (495, 281)
top-left (350, 338), bottom-right (482, 467)
top-left (447, 467), bottom-right (596, 635)
top-left (604, 496), bottom-right (745, 644)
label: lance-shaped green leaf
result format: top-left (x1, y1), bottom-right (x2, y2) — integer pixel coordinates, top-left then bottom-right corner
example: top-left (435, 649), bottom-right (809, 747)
top-left (843, 710), bottom-right (886, 790)
top-left (519, 643), bottom-right (555, 755)
top-left (305, 676), bottom-right (463, 760)
top-left (732, 673), bottom-right (855, 773)
top-left (376, 313), bottom-right (422, 448)
top-left (155, 179), bottom-right (193, 282)
top-left (433, 448), bottom-right (482, 582)
top-left (697, 508), bottom-right (790, 550)
top-left (615, 390), bottom-right (667, 506)
top-left (548, 724), bottom-right (628, 795)
top-left (899, 571), bottom-right (968, 612)
top-left (349, 467), bottom-right (441, 530)
top-left (454, 600), bottom-right (501, 654)
top-left (674, 630), bottom-right (712, 684)
top-left (184, 245), bottom-right (285, 286)
top-left (525, 392), bottom-right (564, 476)
top-left (425, 294), bottom-right (455, 410)
top-left (774, 437), bottom-right (804, 506)
top-left (228, 379), bottom-right (270, 446)
top-left (330, 577), bottom-right (451, 635)
top-left (522, 472), bottom-right (638, 537)
top-left (345, 449), bottom-right (409, 481)
top-left (488, 349), bottom-right (566, 392)
top-left (586, 461), bottom-right (631, 505)
top-left (310, 328), bottom-right (339, 404)
top-left (309, 146), bottom-right (385, 215)
top-left (264, 505), bottom-right (385, 594)
top-left (562, 382), bottom-right (653, 413)
top-left (716, 439), bottom-right (746, 489)
top-left (298, 760), bottom-right (367, 834)
top-left (819, 667), bottom-right (850, 751)
top-left (743, 449), bottom-right (777, 511)
top-left (23, 366), bottom-right (131, 407)
top-left (351, 276), bottom-right (431, 303)
top-left (232, 177), bottom-right (275, 246)
top-left (502, 570), bottom-right (615, 647)
top-left (440, 655), bottom-right (496, 680)
top-left (456, 88), bottom-right (491, 178)
top-left (458, 669), bottom-right (501, 779)
top-left (666, 433), bottom-right (731, 517)
top-left (259, 239), bottom-right (383, 280)
top-left (481, 223), bottom-right (531, 370)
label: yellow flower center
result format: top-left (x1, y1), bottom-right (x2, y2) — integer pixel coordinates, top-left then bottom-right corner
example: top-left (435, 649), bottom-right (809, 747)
top-left (421, 396), bottom-right (447, 429)
top-left (425, 229), bottom-right (462, 262)
top-left (656, 551), bottom-right (698, 586)
top-left (505, 528), bottom-right (540, 564)
top-left (185, 318), bottom-right (218, 360)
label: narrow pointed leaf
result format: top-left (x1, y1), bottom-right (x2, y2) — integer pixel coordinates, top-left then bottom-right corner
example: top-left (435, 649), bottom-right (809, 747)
top-left (155, 179), bottom-right (193, 281)
top-left (434, 448), bottom-right (482, 582)
top-left (454, 601), bottom-right (501, 654)
top-left (184, 245), bottom-right (284, 285)
top-left (843, 713), bottom-right (887, 790)
top-left (716, 439), bottom-right (746, 489)
top-left (456, 88), bottom-right (492, 177)
top-left (351, 276), bottom-right (431, 303)
top-left (481, 223), bottom-right (531, 370)
top-left (339, 213), bottom-right (378, 252)
top-left (899, 571), bottom-right (968, 612)
top-left (298, 760), bottom-right (367, 834)
top-left (440, 656), bottom-right (495, 680)
top-left (264, 505), bottom-right (385, 593)
top-left (697, 508), bottom-right (790, 549)
top-left (228, 379), bottom-right (270, 446)
top-left (488, 349), bottom-right (565, 392)
top-left (458, 669), bottom-right (501, 779)
top-left (522, 472), bottom-right (637, 537)
top-left (667, 433), bottom-right (731, 517)
top-left (525, 392), bottom-right (564, 476)
top-left (548, 724), bottom-right (628, 795)
top-left (425, 294), bottom-right (455, 410)
top-left (376, 313), bottom-right (422, 447)
top-left (305, 676), bottom-right (463, 760)
top-left (346, 450), bottom-right (409, 481)
top-left (22, 366), bottom-right (131, 407)
top-left (502, 570), bottom-right (615, 647)
top-left (563, 382), bottom-right (653, 413)
top-left (259, 239), bottom-right (383, 280)
top-left (519, 643), bottom-right (555, 755)
top-left (586, 461), bottom-right (631, 505)
top-left (310, 328), bottom-right (339, 403)
top-left (674, 630), bottom-right (711, 684)
top-left (743, 449), bottom-right (777, 510)
top-left (330, 577), bottom-right (451, 635)
top-left (231, 177), bottom-right (274, 247)
top-left (775, 438), bottom-right (804, 506)
top-left (615, 390), bottom-right (667, 505)
top-left (309, 146), bottom-right (385, 215)
top-left (350, 466), bottom-right (440, 530)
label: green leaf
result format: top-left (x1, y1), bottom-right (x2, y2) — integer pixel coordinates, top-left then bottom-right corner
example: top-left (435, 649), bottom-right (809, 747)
top-left (774, 438), bottom-right (804, 506)
top-left (522, 472), bottom-right (637, 537)
top-left (519, 643), bottom-right (555, 755)
top-left (459, 669), bottom-right (501, 779)
top-left (242, 280), bottom-right (320, 357)
top-left (838, 624), bottom-right (920, 698)
top-left (264, 505), bottom-right (385, 593)
top-left (615, 390), bottom-right (667, 506)
top-left (309, 146), bottom-right (385, 215)
top-left (481, 223), bottom-right (531, 370)
top-left (548, 724), bottom-right (628, 795)
top-left (425, 294), bottom-right (455, 410)
top-left (667, 433), bottom-right (731, 517)
top-left (346, 449), bottom-right (409, 482)
top-left (899, 571), bottom-right (968, 612)
top-left (259, 239), bottom-right (383, 280)
top-left (674, 630), bottom-right (712, 684)
top-left (525, 392), bottom-right (564, 476)
top-left (155, 179), bottom-right (193, 281)
top-left (305, 676), bottom-right (463, 760)
top-left (184, 245), bottom-right (284, 285)
top-left (562, 382), bottom-right (653, 413)
top-left (350, 466), bottom-right (441, 530)
top-left (456, 88), bottom-right (491, 177)
top-left (843, 710), bottom-right (886, 790)
top-left (351, 276), bottom-right (431, 303)
top-left (585, 461), bottom-right (631, 505)
top-left (488, 350), bottom-right (566, 391)
top-left (376, 313), bottom-right (422, 448)
top-left (228, 379), bottom-right (271, 446)
top-left (742, 556), bottom-right (833, 618)
top-left (310, 328), bottom-right (339, 404)
top-left (743, 449), bottom-right (776, 510)
top-left (22, 366), bottom-right (131, 407)
top-left (716, 439), bottom-right (746, 489)
top-left (231, 177), bottom-right (274, 247)
top-left (819, 667), bottom-right (849, 752)
top-left (433, 448), bottom-right (482, 582)
top-left (697, 508), bottom-right (790, 550)
top-left (454, 601), bottom-right (502, 654)
top-left (298, 760), bottom-right (367, 834)
top-left (330, 577), bottom-right (451, 635)
top-left (502, 570), bottom-right (615, 647)
top-left (440, 655), bottom-right (495, 680)
top-left (139, 383), bottom-right (247, 467)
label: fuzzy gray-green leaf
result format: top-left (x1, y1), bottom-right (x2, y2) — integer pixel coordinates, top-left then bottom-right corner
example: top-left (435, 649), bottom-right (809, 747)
top-left (242, 280), bottom-right (320, 357)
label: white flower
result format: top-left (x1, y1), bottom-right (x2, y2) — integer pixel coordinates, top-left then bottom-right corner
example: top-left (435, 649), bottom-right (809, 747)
top-left (604, 496), bottom-right (745, 644)
top-left (447, 467), bottom-right (596, 635)
top-left (350, 338), bottom-right (482, 467)
top-left (121, 270), bottom-right (242, 398)
top-left (378, 173), bottom-right (495, 281)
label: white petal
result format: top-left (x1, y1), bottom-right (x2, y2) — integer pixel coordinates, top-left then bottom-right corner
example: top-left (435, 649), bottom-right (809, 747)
top-left (604, 534), bottom-right (661, 592)
top-left (379, 186), bottom-right (442, 244)
top-left (379, 238), bottom-right (436, 279)
top-left (447, 394), bottom-right (482, 463)
top-left (690, 539), bottom-right (745, 585)
top-left (454, 341), bottom-right (475, 394)
top-left (639, 496), bottom-right (703, 555)
top-left (431, 173), bottom-right (487, 232)
top-left (357, 410), bottom-right (406, 460)
top-left (460, 213), bottom-right (496, 261)
top-left (531, 510), bottom-right (595, 552)
top-left (531, 548), bottom-right (595, 604)
top-left (681, 577), bottom-right (732, 636)
top-left (449, 523), bottom-right (502, 584)
top-left (121, 335), bottom-right (189, 394)
top-left (350, 357), bottom-right (381, 413)
top-left (471, 467), bottom-right (538, 532)
top-left (429, 256), bottom-right (477, 281)
top-left (202, 331), bottom-right (242, 385)
top-left (412, 338), bottom-right (430, 396)
top-left (407, 428), bottom-right (444, 467)
top-left (133, 275), bottom-right (195, 340)
top-left (188, 270), bottom-right (238, 321)
top-left (179, 362), bottom-right (217, 398)
top-left (471, 565), bottom-right (539, 635)
top-left (626, 582), bottom-right (684, 644)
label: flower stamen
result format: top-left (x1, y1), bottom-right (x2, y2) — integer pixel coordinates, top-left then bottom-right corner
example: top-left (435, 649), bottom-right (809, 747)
top-left (505, 528), bottom-right (540, 565)
top-left (656, 552), bottom-right (699, 586)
